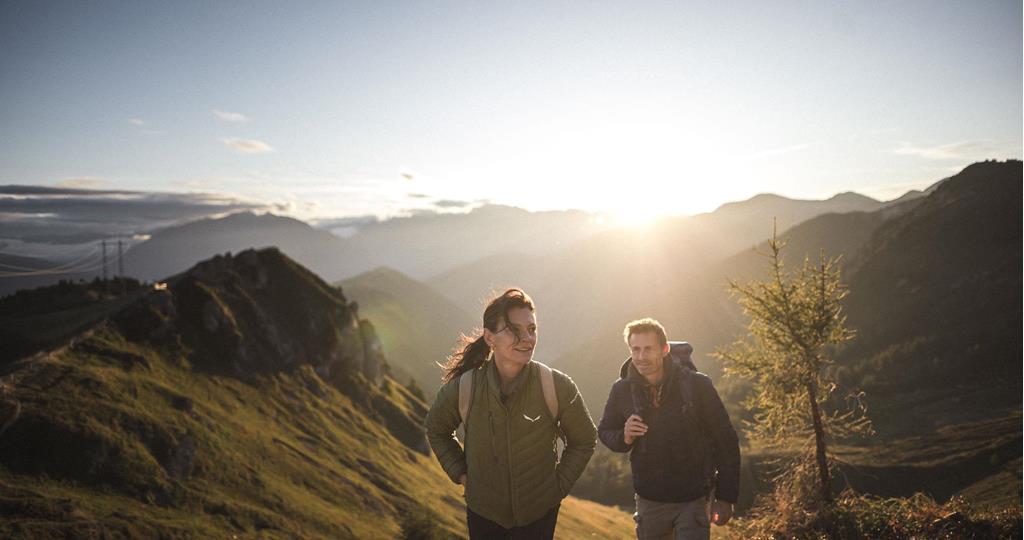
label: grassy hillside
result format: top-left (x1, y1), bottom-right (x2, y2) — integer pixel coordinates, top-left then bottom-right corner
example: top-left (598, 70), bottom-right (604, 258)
top-left (0, 325), bottom-right (467, 538)
top-left (339, 267), bottom-right (476, 395)
top-left (0, 277), bottom-right (146, 364)
top-left (0, 249), bottom-right (634, 539)
top-left (838, 159), bottom-right (1022, 436)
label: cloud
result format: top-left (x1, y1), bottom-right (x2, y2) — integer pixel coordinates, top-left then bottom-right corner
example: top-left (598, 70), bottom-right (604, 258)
top-left (129, 118), bottom-right (145, 126)
top-left (433, 199), bottom-right (472, 208)
top-left (223, 138), bottom-right (273, 154)
top-left (213, 110), bottom-right (252, 123)
top-left (403, 208), bottom-right (441, 217)
top-left (406, 193), bottom-right (431, 199)
top-left (893, 140), bottom-right (1013, 160)
top-left (0, 186), bottom-right (268, 246)
top-left (0, 185), bottom-right (131, 196)
top-left (56, 177), bottom-right (105, 189)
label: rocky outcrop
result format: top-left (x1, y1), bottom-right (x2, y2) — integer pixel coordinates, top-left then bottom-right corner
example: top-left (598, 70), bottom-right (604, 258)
top-left (114, 248), bottom-right (389, 387)
top-left (108, 248), bottom-right (427, 453)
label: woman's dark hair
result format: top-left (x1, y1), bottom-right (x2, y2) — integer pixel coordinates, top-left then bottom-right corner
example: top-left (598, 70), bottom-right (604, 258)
top-left (441, 288), bottom-right (535, 383)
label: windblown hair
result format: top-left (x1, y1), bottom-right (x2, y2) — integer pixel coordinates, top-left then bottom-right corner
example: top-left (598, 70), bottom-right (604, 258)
top-left (623, 317), bottom-right (668, 346)
top-left (441, 288), bottom-right (535, 383)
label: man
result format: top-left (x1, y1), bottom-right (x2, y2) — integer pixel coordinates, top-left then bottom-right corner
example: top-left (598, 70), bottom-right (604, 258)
top-left (599, 318), bottom-right (741, 540)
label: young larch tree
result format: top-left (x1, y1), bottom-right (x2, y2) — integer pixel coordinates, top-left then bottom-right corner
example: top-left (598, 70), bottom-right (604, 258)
top-left (714, 228), bottom-right (872, 504)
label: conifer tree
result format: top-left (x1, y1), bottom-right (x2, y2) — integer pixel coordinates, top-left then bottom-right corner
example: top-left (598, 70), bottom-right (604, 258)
top-left (714, 229), bottom-right (872, 504)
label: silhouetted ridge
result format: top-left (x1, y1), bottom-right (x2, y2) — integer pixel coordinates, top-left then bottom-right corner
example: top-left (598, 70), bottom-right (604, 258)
top-left (839, 158), bottom-right (1022, 430)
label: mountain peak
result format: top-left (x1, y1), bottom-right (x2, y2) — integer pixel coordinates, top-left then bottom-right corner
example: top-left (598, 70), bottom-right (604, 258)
top-left (117, 247), bottom-right (381, 384)
top-left (829, 191), bottom-right (880, 204)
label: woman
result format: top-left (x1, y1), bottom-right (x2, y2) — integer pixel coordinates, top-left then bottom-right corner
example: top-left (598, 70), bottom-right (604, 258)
top-left (424, 288), bottom-right (597, 539)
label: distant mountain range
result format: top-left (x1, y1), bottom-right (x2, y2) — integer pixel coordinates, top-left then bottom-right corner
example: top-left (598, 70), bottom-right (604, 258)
top-left (119, 204), bottom-right (609, 286)
top-left (121, 211), bottom-right (365, 283)
top-left (0, 188), bottom-right (904, 299)
top-left (690, 190), bottom-right (888, 255)
top-left (340, 204), bottom-right (607, 279)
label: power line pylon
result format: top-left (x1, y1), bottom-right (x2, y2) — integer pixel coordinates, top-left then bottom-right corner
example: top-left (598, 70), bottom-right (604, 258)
top-left (101, 239), bottom-right (109, 294)
top-left (117, 238), bottom-right (126, 296)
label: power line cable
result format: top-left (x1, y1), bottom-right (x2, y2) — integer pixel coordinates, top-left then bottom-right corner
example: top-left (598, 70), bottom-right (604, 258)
top-left (0, 248), bottom-right (99, 273)
top-left (0, 246), bottom-right (104, 278)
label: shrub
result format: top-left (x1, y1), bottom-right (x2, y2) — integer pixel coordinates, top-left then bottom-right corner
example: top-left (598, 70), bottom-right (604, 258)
top-left (731, 490), bottom-right (1022, 539)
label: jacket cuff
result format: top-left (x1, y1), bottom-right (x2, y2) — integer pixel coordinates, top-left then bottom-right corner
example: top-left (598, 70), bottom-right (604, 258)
top-left (714, 484), bottom-right (738, 504)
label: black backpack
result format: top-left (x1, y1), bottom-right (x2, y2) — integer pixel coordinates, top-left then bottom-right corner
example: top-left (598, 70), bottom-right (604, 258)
top-left (668, 341), bottom-right (717, 495)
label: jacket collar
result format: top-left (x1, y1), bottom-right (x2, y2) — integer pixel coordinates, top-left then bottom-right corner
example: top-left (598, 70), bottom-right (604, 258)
top-left (487, 356), bottom-right (532, 396)
top-left (620, 355), bottom-right (677, 387)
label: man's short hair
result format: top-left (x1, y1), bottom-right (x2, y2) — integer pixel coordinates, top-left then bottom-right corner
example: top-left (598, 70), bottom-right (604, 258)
top-left (623, 318), bottom-right (668, 347)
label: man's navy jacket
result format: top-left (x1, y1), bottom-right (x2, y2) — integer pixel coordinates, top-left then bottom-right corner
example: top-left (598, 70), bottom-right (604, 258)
top-left (598, 356), bottom-right (741, 504)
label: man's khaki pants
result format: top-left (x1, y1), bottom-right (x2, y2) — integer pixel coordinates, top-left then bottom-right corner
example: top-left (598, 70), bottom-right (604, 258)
top-left (633, 494), bottom-right (710, 540)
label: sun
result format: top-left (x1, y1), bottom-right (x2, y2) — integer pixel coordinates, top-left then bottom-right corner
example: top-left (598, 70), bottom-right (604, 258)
top-left (595, 169), bottom-right (730, 228)
top-left (440, 100), bottom-right (755, 222)
top-left (608, 209), bottom-right (660, 228)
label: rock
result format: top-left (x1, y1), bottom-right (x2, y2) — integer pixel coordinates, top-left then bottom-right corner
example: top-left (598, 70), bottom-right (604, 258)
top-left (201, 299), bottom-right (229, 333)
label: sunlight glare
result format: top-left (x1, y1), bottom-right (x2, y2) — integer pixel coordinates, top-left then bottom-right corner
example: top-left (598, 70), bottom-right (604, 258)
top-left (497, 104), bottom-right (751, 222)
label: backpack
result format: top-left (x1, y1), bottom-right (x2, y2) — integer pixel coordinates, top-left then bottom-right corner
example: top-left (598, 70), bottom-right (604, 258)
top-left (668, 341), bottom-right (717, 495)
top-left (457, 361), bottom-right (559, 430)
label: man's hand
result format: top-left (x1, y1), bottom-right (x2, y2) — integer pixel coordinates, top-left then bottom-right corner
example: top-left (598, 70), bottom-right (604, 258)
top-left (458, 473), bottom-right (467, 485)
top-left (710, 500), bottom-right (733, 526)
top-left (623, 414), bottom-right (648, 445)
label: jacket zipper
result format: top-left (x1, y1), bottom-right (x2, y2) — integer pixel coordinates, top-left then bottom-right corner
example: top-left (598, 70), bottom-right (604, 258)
top-left (506, 398), bottom-right (516, 523)
top-left (487, 371), bottom-right (518, 524)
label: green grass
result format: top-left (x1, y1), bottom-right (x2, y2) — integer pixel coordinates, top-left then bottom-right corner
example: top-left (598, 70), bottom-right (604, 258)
top-left (0, 321), bottom-right (634, 539)
top-left (0, 324), bottom-right (467, 538)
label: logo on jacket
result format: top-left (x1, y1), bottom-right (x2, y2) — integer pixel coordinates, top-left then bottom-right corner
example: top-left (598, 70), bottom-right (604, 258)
top-left (523, 413), bottom-right (541, 423)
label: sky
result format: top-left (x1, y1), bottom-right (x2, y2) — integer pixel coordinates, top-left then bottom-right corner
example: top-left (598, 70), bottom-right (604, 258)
top-left (1, 0), bottom-right (1021, 225)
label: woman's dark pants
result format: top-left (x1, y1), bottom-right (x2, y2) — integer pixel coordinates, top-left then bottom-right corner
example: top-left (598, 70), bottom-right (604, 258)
top-left (467, 504), bottom-right (561, 539)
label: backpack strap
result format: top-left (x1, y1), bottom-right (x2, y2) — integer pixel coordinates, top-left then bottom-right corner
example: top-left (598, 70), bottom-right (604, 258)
top-left (676, 365), bottom-right (694, 412)
top-left (671, 346), bottom-right (718, 495)
top-left (458, 369), bottom-right (474, 429)
top-left (535, 361), bottom-right (559, 421)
